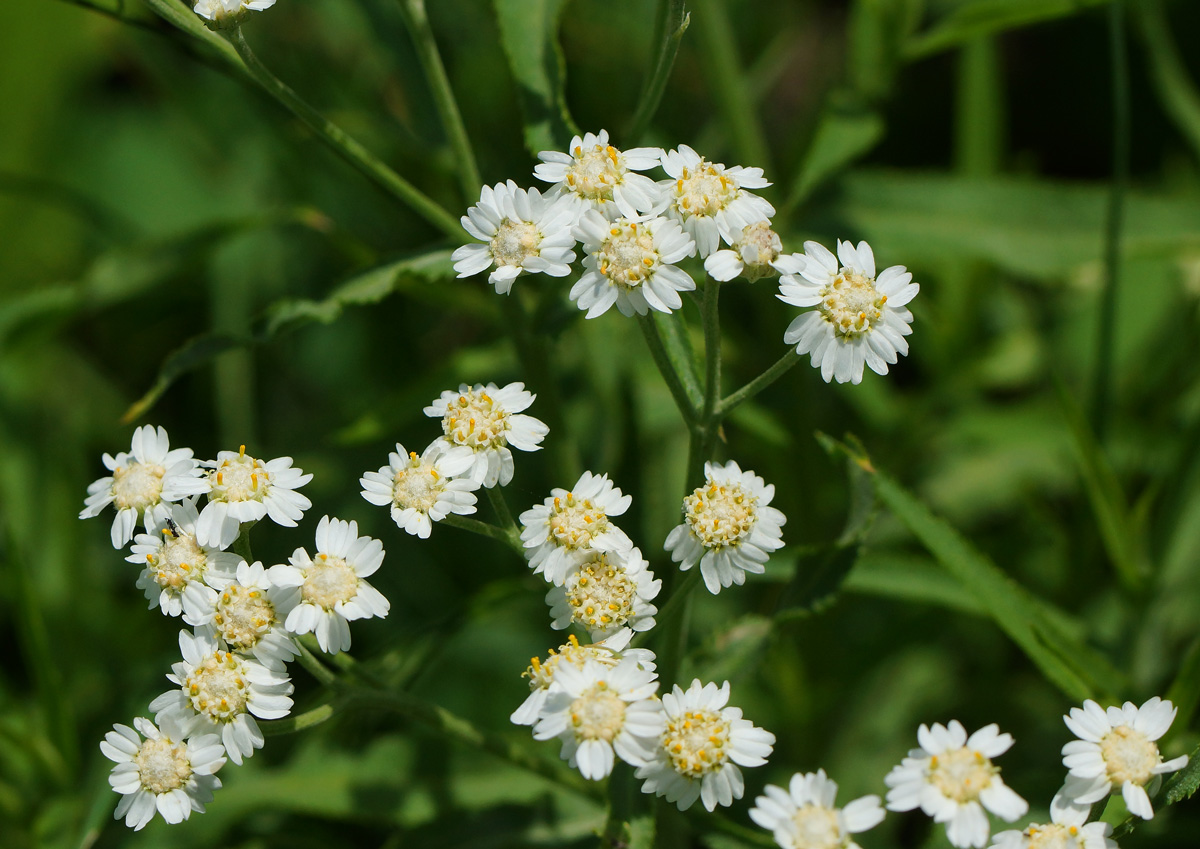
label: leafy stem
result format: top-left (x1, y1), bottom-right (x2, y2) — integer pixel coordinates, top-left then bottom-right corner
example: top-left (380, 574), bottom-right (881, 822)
top-left (441, 513), bottom-right (525, 555)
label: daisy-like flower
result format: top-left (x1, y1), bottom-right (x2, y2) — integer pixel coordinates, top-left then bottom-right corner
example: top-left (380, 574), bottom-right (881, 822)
top-left (272, 515), bottom-right (389, 654)
top-left (546, 546), bottom-right (660, 642)
top-left (750, 769), bottom-right (887, 849)
top-left (705, 220), bottom-right (786, 283)
top-left (80, 424), bottom-right (209, 549)
top-left (127, 499), bottom-right (241, 625)
top-left (636, 679), bottom-right (776, 812)
top-left (885, 720), bottom-right (1028, 849)
top-left (664, 460), bottom-right (786, 595)
top-left (520, 471), bottom-right (634, 585)
top-left (571, 212), bottom-right (697, 318)
top-left (511, 631), bottom-right (656, 727)
top-left (195, 445), bottom-right (312, 550)
top-left (193, 0), bottom-right (274, 26)
top-left (1059, 696), bottom-right (1189, 820)
top-left (425, 382), bottom-right (548, 488)
top-left (990, 792), bottom-right (1116, 849)
top-left (777, 240), bottom-right (919, 385)
top-left (533, 658), bottom-right (664, 780)
top-left (150, 629), bottom-right (293, 765)
top-left (360, 440), bottom-right (480, 538)
top-left (659, 144), bottom-right (775, 258)
top-left (452, 181), bottom-right (577, 294)
top-left (197, 560), bottom-right (300, 671)
top-left (534, 129), bottom-right (664, 220)
top-left (101, 715), bottom-right (225, 831)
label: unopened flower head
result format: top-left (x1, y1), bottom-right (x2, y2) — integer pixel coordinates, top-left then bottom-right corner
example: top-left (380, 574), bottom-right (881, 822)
top-left (533, 658), bottom-right (664, 780)
top-left (777, 240), bottom-right (919, 385)
top-left (520, 471), bottom-right (634, 585)
top-left (101, 715), bottom-right (225, 831)
top-left (534, 130), bottom-right (664, 220)
top-left (193, 0), bottom-right (275, 26)
top-left (360, 440), bottom-right (480, 538)
top-left (425, 382), bottom-right (548, 488)
top-left (571, 212), bottom-right (697, 318)
top-left (452, 181), bottom-right (577, 294)
top-left (990, 792), bottom-right (1117, 849)
top-left (195, 445), bottom-right (312, 549)
top-left (636, 679), bottom-right (776, 812)
top-left (659, 144), bottom-right (775, 258)
top-left (150, 629), bottom-right (293, 765)
top-left (272, 515), bottom-right (390, 654)
top-left (665, 460), bottom-right (786, 595)
top-left (80, 424), bottom-right (209, 549)
top-left (198, 560), bottom-right (300, 671)
top-left (705, 220), bottom-right (785, 282)
top-left (885, 720), bottom-right (1028, 849)
top-left (1059, 696), bottom-right (1188, 820)
top-left (546, 546), bottom-right (660, 642)
top-left (750, 769), bottom-right (886, 849)
top-left (128, 499), bottom-right (241, 625)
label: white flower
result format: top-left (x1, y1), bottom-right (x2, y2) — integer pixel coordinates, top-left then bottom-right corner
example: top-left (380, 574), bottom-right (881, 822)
top-left (989, 791), bottom-right (1116, 849)
top-left (664, 460), bottom-right (786, 595)
top-left (150, 629), bottom-right (293, 765)
top-left (194, 445), bottom-right (312, 549)
top-left (750, 769), bottom-right (886, 849)
top-left (127, 499), bottom-right (241, 625)
top-left (452, 181), bottom-right (577, 294)
top-left (196, 560), bottom-right (300, 671)
top-left (193, 0), bottom-right (275, 24)
top-left (571, 212), bottom-right (696, 318)
top-left (424, 382), bottom-right (548, 488)
top-left (272, 515), bottom-right (390, 654)
top-left (511, 631), bottom-right (656, 727)
top-left (533, 658), bottom-right (663, 780)
top-left (534, 129), bottom-right (664, 220)
top-left (360, 440), bottom-right (480, 538)
top-left (885, 720), bottom-right (1028, 849)
top-left (520, 471), bottom-right (634, 585)
top-left (705, 220), bottom-right (786, 282)
top-left (636, 679), bottom-right (776, 812)
top-left (659, 144), bottom-right (775, 258)
top-left (101, 715), bottom-right (225, 831)
top-left (546, 546), bottom-right (660, 642)
top-left (1059, 696), bottom-right (1189, 820)
top-left (777, 240), bottom-right (919, 385)
top-left (79, 424), bottom-right (209, 549)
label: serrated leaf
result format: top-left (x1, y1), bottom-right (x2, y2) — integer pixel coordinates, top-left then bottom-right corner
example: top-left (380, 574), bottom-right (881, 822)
top-left (904, 0), bottom-right (1109, 59)
top-left (492, 0), bottom-right (577, 156)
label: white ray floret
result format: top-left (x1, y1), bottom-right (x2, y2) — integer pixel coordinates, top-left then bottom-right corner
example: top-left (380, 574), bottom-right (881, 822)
top-left (193, 0), bottom-right (275, 25)
top-left (777, 240), bottom-right (919, 385)
top-left (659, 144), bottom-right (775, 258)
top-left (636, 679), bottom-right (776, 812)
top-left (520, 471), bottom-right (634, 585)
top-left (546, 546), bottom-right (661, 642)
top-left (533, 658), bottom-right (664, 780)
top-left (80, 424), bottom-right (209, 549)
top-left (194, 445), bottom-right (312, 549)
top-left (425, 382), bottom-right (548, 488)
top-left (534, 129), bottom-right (664, 220)
top-left (452, 180), bottom-right (577, 295)
top-left (989, 791), bottom-right (1117, 849)
top-left (885, 720), bottom-right (1028, 849)
top-left (750, 768), bottom-right (886, 849)
top-left (1059, 696), bottom-right (1189, 820)
top-left (272, 515), bottom-right (390, 654)
top-left (571, 212), bottom-right (696, 318)
top-left (150, 629), bottom-right (293, 766)
top-left (665, 460), bottom-right (786, 595)
top-left (196, 559), bottom-right (300, 671)
top-left (128, 499), bottom-right (241, 625)
top-left (360, 440), bottom-right (480, 538)
top-left (705, 220), bottom-right (786, 282)
top-left (101, 715), bottom-right (225, 831)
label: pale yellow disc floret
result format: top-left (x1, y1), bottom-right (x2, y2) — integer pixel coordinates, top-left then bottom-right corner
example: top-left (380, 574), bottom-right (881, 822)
top-left (1023, 823), bottom-right (1081, 849)
top-left (490, 219), bottom-right (541, 267)
top-left (791, 805), bottom-right (845, 849)
top-left (597, 221), bottom-right (658, 289)
top-left (1100, 725), bottom-right (1161, 786)
top-left (566, 143), bottom-right (625, 202)
top-left (442, 390), bottom-right (509, 450)
top-left (548, 492), bottom-right (611, 551)
top-left (820, 269), bottom-right (887, 339)
top-left (522, 635), bottom-right (617, 692)
top-left (186, 651), bottom-right (250, 721)
top-left (208, 446), bottom-right (270, 505)
top-left (112, 461), bottom-right (166, 512)
top-left (566, 554), bottom-right (636, 632)
top-left (928, 748), bottom-right (996, 803)
top-left (392, 451), bottom-right (442, 512)
top-left (146, 529), bottom-right (208, 590)
top-left (213, 585), bottom-right (276, 651)
top-left (673, 161), bottom-right (738, 218)
top-left (684, 480), bottom-right (757, 549)
top-left (737, 221), bottom-right (782, 281)
top-left (135, 736), bottom-right (193, 794)
top-left (302, 553), bottom-right (359, 610)
top-left (570, 682), bottom-right (628, 742)
top-left (663, 707), bottom-right (732, 778)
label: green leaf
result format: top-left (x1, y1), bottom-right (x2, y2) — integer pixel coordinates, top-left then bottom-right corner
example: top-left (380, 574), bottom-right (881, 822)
top-left (787, 95), bottom-right (885, 208)
top-left (904, 0), bottom-right (1109, 59)
top-left (1164, 749), bottom-right (1200, 805)
top-left (628, 813), bottom-right (655, 849)
top-left (689, 614), bottom-right (773, 684)
top-left (1135, 0), bottom-right (1200, 162)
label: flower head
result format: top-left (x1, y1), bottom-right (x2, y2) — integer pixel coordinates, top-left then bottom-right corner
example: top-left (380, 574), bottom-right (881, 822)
top-left (750, 769), bottom-right (886, 849)
top-left (197, 560), bottom-right (300, 671)
top-left (424, 382), bottom-right (548, 488)
top-left (360, 440), bottom-right (480, 538)
top-left (193, 0), bottom-right (275, 26)
top-left (635, 679), bottom-right (776, 812)
top-left (705, 220), bottom-right (785, 282)
top-left (546, 546), bottom-right (661, 642)
top-left (885, 720), bottom-right (1028, 849)
top-left (195, 445), bottom-right (312, 549)
top-left (664, 460), bottom-right (786, 594)
top-left (452, 181), bottom-right (577, 294)
top-left (1059, 697), bottom-right (1189, 820)
top-left (659, 144), bottom-right (775, 257)
top-left (571, 212), bottom-right (696, 318)
top-left (101, 716), bottom-right (225, 831)
top-left (777, 240), bottom-right (919, 385)
top-left (520, 471), bottom-right (634, 585)
top-left (534, 129), bottom-right (664, 220)
top-left (990, 792), bottom-right (1116, 849)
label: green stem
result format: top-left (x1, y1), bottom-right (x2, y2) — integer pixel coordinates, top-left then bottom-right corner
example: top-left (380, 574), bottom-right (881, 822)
top-left (261, 701), bottom-right (337, 735)
top-left (395, 0), bottom-right (481, 200)
top-left (635, 569), bottom-right (701, 648)
top-left (295, 640), bottom-right (338, 687)
top-left (441, 513), bottom-right (525, 555)
top-left (486, 486), bottom-right (519, 535)
top-left (716, 349), bottom-right (801, 418)
top-left (1134, 0), bottom-right (1200, 162)
top-left (230, 522), bottom-right (255, 563)
top-left (702, 279), bottom-right (721, 422)
top-left (226, 26), bottom-right (465, 240)
top-left (636, 312), bottom-right (699, 425)
top-left (626, 0), bottom-right (691, 144)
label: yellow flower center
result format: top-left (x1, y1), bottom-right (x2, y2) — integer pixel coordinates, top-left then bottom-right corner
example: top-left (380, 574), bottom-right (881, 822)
top-left (213, 585), bottom-right (276, 651)
top-left (442, 390), bottom-right (509, 450)
top-left (135, 736), bottom-right (192, 794)
top-left (673, 161), bottom-right (739, 218)
top-left (547, 492), bottom-right (610, 550)
top-left (392, 452), bottom-right (442, 512)
top-left (791, 804), bottom-right (844, 849)
top-left (147, 529), bottom-right (208, 590)
top-left (208, 447), bottom-right (270, 504)
top-left (683, 480), bottom-right (757, 549)
top-left (565, 143), bottom-right (625, 202)
top-left (596, 221), bottom-right (658, 289)
top-left (112, 461), bottom-right (166, 512)
top-left (737, 221), bottom-right (782, 281)
top-left (663, 707), bottom-right (731, 778)
top-left (186, 651), bottom-right (249, 721)
top-left (1100, 725), bottom-right (1160, 786)
top-left (302, 554), bottom-right (359, 610)
top-left (490, 219), bottom-right (541, 266)
top-left (570, 683), bottom-right (627, 742)
top-left (819, 269), bottom-right (887, 339)
top-left (1023, 823), bottom-right (1082, 849)
top-left (522, 636), bottom-right (617, 692)
top-left (565, 554), bottom-right (636, 632)
top-left (928, 748), bottom-right (995, 803)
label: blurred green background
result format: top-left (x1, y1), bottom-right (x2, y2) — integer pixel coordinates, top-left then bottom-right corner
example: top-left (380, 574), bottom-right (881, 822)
top-left (3, 0), bottom-right (1200, 847)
